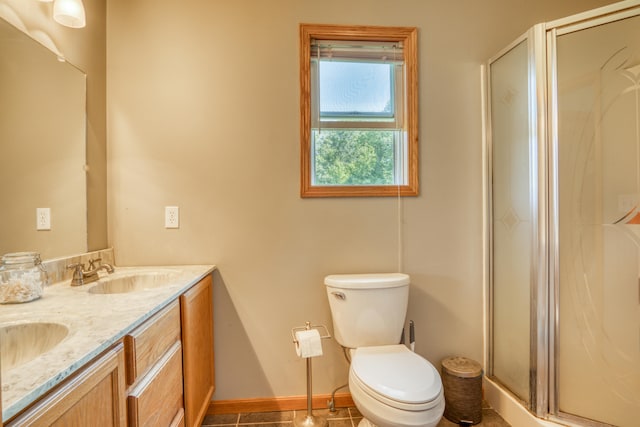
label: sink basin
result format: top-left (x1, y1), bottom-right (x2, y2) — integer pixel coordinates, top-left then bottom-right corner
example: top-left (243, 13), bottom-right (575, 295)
top-left (88, 271), bottom-right (179, 294)
top-left (0, 322), bottom-right (69, 373)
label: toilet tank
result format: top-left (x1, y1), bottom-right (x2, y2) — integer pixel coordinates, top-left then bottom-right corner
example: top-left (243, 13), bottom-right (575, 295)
top-left (324, 273), bottom-right (410, 349)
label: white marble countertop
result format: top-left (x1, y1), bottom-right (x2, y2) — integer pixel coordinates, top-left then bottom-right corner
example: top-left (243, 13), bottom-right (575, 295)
top-left (0, 264), bottom-right (216, 422)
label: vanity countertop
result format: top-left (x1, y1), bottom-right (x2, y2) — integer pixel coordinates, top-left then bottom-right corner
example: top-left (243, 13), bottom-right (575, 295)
top-left (0, 264), bottom-right (216, 421)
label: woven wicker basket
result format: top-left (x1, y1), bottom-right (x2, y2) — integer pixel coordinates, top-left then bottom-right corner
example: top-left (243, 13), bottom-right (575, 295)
top-left (441, 357), bottom-right (483, 425)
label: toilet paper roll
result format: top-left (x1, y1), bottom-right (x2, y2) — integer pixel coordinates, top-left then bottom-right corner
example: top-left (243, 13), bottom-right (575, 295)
top-left (294, 329), bottom-right (323, 358)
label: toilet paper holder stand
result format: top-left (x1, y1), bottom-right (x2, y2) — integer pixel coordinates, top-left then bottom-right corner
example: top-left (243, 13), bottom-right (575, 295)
top-left (291, 321), bottom-right (331, 427)
top-left (291, 321), bottom-right (331, 344)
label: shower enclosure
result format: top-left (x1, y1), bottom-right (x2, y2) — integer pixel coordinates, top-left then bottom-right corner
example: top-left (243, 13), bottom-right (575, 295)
top-left (486, 1), bottom-right (640, 426)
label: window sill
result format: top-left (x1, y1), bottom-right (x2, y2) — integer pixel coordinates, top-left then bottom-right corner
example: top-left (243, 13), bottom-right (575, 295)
top-left (300, 184), bottom-right (419, 198)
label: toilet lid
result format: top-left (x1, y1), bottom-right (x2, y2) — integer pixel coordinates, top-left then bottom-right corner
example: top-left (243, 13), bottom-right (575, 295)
top-left (351, 345), bottom-right (442, 405)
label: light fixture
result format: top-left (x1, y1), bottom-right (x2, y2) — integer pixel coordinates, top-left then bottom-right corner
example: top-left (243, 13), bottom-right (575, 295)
top-left (53, 0), bottom-right (85, 29)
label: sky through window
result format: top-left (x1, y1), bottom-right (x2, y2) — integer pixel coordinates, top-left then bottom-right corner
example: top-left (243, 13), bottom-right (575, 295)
top-left (319, 61), bottom-right (392, 115)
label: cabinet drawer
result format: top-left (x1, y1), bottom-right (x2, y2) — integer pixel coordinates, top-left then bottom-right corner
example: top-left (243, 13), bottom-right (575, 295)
top-left (124, 300), bottom-right (181, 385)
top-left (128, 341), bottom-right (183, 427)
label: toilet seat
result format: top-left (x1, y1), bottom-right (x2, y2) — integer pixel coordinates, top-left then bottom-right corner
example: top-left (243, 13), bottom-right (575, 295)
top-left (350, 345), bottom-right (443, 412)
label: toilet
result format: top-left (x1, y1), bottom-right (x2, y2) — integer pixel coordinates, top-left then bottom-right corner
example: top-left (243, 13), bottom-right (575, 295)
top-left (325, 273), bottom-right (445, 427)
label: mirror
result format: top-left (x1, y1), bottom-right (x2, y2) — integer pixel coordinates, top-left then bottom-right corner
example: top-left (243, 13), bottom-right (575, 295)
top-left (0, 17), bottom-right (87, 260)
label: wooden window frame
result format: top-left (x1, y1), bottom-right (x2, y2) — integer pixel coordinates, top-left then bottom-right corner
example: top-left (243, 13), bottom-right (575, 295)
top-left (300, 23), bottom-right (419, 198)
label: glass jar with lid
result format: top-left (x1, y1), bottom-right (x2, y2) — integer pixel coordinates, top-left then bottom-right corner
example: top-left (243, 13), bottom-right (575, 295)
top-left (0, 252), bottom-right (49, 303)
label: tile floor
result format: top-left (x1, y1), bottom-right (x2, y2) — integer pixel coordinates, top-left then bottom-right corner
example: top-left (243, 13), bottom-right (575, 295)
top-left (201, 404), bottom-right (511, 426)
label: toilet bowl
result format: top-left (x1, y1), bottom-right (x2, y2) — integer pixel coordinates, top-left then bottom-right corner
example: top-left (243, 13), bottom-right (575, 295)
top-left (349, 345), bottom-right (444, 427)
top-left (324, 273), bottom-right (445, 427)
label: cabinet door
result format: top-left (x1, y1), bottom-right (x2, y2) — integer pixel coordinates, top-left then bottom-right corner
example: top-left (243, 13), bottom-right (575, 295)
top-left (7, 343), bottom-right (127, 427)
top-left (180, 275), bottom-right (214, 427)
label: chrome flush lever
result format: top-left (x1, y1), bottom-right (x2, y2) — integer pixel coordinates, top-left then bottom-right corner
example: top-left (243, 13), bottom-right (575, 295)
top-left (331, 291), bottom-right (346, 300)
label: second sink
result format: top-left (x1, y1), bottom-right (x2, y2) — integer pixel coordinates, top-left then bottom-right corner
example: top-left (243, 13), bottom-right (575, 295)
top-left (88, 270), bottom-right (180, 294)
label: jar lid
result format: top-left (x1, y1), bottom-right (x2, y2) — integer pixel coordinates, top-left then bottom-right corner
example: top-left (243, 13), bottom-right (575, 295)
top-left (1, 252), bottom-right (41, 265)
top-left (441, 356), bottom-right (483, 378)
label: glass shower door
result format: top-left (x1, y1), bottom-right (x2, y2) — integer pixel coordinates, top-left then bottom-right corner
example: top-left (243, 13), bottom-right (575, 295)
top-left (552, 12), bottom-right (640, 427)
top-left (489, 37), bottom-right (533, 406)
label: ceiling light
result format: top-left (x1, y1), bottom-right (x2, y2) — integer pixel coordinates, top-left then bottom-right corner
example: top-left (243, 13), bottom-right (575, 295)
top-left (53, 0), bottom-right (86, 29)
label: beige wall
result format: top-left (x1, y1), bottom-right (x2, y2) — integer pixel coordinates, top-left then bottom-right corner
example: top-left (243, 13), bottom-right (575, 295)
top-left (106, 0), bottom-right (618, 401)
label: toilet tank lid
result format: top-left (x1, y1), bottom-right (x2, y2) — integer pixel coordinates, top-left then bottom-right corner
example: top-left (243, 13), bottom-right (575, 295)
top-left (324, 273), bottom-right (410, 289)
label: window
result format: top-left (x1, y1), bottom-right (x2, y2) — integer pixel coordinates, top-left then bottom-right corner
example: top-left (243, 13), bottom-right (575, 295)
top-left (300, 24), bottom-right (419, 197)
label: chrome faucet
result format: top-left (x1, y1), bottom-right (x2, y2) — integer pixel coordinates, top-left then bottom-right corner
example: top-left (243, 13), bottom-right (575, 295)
top-left (67, 257), bottom-right (114, 286)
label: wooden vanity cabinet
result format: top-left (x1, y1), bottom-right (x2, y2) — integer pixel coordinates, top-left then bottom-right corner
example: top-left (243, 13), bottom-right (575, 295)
top-left (4, 273), bottom-right (214, 427)
top-left (6, 343), bottom-right (127, 427)
top-left (125, 274), bottom-right (215, 427)
top-left (125, 301), bottom-right (184, 427)
top-left (180, 275), bottom-right (215, 427)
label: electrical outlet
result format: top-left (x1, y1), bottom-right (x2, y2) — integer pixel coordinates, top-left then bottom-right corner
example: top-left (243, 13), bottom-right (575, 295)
top-left (165, 206), bottom-right (179, 229)
top-left (36, 208), bottom-right (51, 230)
